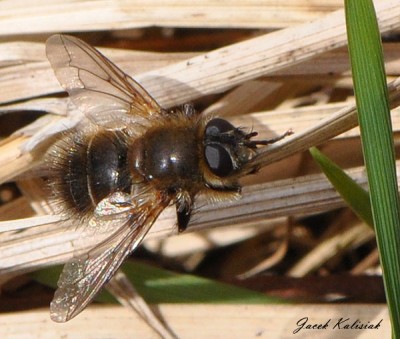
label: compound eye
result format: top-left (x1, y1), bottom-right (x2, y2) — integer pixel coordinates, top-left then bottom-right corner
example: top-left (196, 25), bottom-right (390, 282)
top-left (205, 118), bottom-right (235, 137)
top-left (205, 144), bottom-right (233, 177)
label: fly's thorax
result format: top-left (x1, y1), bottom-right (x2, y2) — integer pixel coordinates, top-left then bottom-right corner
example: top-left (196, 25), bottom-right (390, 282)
top-left (128, 119), bottom-right (204, 193)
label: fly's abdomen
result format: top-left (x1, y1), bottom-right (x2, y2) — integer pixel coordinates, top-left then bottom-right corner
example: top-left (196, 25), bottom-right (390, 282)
top-left (47, 129), bottom-right (130, 215)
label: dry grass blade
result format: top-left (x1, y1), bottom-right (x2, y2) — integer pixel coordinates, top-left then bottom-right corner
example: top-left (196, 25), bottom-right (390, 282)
top-left (0, 146), bottom-right (34, 184)
top-left (2, 85), bottom-right (400, 276)
top-left (107, 271), bottom-right (177, 339)
top-left (0, 1), bottom-right (343, 35)
top-left (0, 162), bottom-right (393, 276)
top-left (1, 2), bottom-right (399, 106)
top-left (0, 215), bottom-right (61, 232)
top-left (0, 304), bottom-right (390, 338)
top-left (202, 80), bottom-right (282, 117)
top-left (288, 222), bottom-right (375, 277)
top-left (247, 77), bottom-right (400, 170)
top-left (0, 48), bottom-right (196, 104)
top-left (139, 1), bottom-right (400, 108)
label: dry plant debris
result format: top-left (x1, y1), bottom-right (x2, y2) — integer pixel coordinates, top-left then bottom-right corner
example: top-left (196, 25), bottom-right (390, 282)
top-left (0, 1), bottom-right (398, 338)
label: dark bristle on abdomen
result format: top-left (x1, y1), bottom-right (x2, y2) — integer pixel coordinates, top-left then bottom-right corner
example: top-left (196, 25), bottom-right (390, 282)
top-left (47, 129), bottom-right (131, 216)
top-left (65, 140), bottom-right (92, 213)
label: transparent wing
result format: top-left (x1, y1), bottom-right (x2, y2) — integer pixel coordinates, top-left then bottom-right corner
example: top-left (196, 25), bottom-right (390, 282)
top-left (46, 34), bottom-right (162, 125)
top-left (50, 191), bottom-right (170, 323)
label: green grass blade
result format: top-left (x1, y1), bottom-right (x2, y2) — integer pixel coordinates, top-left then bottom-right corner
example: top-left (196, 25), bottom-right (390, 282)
top-left (121, 261), bottom-right (279, 304)
top-left (345, 0), bottom-right (400, 335)
top-left (309, 147), bottom-right (373, 227)
top-left (32, 261), bottom-right (281, 305)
